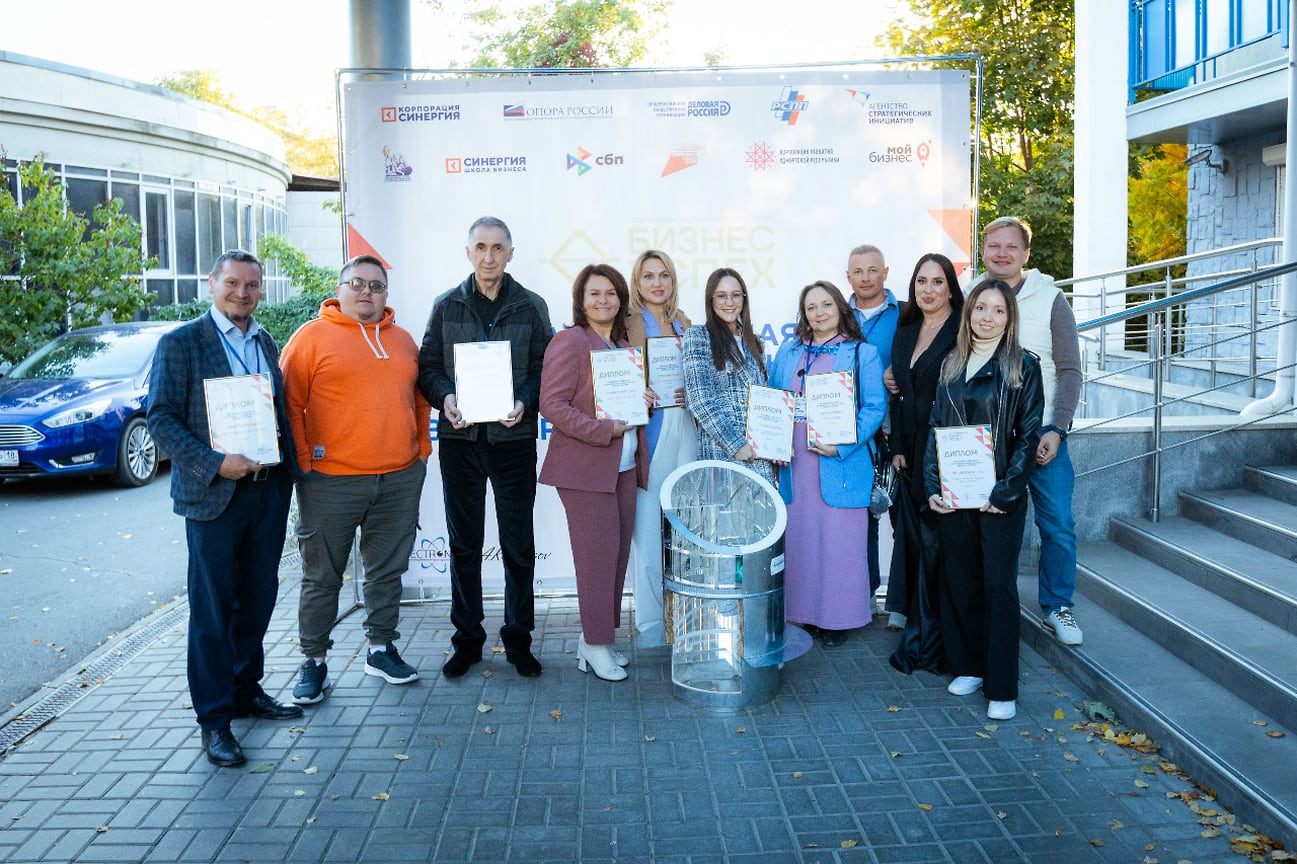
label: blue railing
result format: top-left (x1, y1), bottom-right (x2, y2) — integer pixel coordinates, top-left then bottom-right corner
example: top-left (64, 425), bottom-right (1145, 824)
top-left (1129, 0), bottom-right (1288, 99)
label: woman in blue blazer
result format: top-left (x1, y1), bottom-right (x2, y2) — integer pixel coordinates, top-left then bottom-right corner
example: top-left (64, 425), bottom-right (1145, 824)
top-left (768, 280), bottom-right (887, 646)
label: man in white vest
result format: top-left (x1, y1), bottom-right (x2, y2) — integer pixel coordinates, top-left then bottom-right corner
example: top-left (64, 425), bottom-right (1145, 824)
top-left (979, 217), bottom-right (1084, 646)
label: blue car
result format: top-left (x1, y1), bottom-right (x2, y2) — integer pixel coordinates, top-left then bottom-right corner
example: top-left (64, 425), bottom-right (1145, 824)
top-left (0, 321), bottom-right (182, 487)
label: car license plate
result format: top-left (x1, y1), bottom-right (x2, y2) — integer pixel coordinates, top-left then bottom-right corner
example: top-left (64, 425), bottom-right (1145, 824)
top-left (0, 449), bottom-right (17, 466)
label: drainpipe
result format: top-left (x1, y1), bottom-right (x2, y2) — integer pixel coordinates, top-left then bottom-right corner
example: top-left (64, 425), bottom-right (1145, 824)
top-left (1242, 0), bottom-right (1297, 417)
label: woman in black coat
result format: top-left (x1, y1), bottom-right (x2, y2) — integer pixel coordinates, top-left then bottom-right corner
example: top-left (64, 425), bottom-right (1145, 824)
top-left (923, 279), bottom-right (1043, 722)
top-left (886, 254), bottom-right (964, 674)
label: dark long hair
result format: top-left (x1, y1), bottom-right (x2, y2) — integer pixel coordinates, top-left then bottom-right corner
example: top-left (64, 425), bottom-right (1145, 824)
top-left (793, 280), bottom-right (864, 343)
top-left (703, 268), bottom-right (765, 374)
top-left (897, 253), bottom-right (965, 327)
top-left (570, 263), bottom-right (630, 344)
top-left (940, 279), bottom-right (1025, 388)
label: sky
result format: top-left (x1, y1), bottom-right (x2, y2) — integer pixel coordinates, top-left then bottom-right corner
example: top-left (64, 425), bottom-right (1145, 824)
top-left (0, 0), bottom-right (911, 131)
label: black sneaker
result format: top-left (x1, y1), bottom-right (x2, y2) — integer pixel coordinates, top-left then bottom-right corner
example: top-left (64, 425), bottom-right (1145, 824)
top-left (292, 659), bottom-right (330, 705)
top-left (365, 643), bottom-right (419, 685)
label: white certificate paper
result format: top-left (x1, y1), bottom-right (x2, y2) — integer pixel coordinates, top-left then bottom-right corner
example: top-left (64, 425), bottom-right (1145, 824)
top-left (591, 347), bottom-right (648, 426)
top-left (203, 373), bottom-right (281, 465)
top-left (804, 370), bottom-right (857, 447)
top-left (454, 341), bottom-right (515, 424)
top-left (646, 336), bottom-right (685, 408)
top-left (934, 424), bottom-right (996, 509)
top-left (745, 385), bottom-right (795, 462)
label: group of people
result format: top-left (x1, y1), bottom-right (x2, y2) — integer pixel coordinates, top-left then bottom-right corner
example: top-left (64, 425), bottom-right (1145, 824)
top-left (147, 213), bottom-right (1085, 768)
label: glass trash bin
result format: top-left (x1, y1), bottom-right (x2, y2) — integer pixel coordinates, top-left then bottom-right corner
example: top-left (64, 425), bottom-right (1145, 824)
top-left (660, 459), bottom-right (791, 711)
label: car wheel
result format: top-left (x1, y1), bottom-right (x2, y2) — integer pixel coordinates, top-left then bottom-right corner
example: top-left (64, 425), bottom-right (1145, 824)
top-left (112, 416), bottom-right (158, 487)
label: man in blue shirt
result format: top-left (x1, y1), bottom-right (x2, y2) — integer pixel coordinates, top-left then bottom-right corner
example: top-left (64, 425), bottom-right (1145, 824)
top-left (845, 244), bottom-right (902, 627)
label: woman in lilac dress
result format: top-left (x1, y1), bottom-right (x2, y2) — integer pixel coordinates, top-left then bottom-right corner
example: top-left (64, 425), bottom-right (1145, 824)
top-left (768, 281), bottom-right (887, 646)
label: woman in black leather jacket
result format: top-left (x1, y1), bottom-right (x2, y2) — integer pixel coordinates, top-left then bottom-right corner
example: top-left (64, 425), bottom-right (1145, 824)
top-left (923, 279), bottom-right (1043, 721)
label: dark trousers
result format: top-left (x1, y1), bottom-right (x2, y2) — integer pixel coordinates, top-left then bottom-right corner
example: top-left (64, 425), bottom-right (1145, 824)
top-left (185, 470), bottom-right (291, 730)
top-left (935, 505), bottom-right (1027, 702)
top-left (867, 511), bottom-right (882, 595)
top-left (296, 460), bottom-right (427, 657)
top-left (438, 437), bottom-right (538, 654)
top-left (556, 470), bottom-right (637, 645)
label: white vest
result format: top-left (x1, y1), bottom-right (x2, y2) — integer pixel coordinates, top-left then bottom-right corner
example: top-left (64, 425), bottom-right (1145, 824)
top-left (1013, 269), bottom-right (1060, 427)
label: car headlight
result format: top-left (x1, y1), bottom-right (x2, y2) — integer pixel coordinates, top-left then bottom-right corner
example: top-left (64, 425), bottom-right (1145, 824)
top-left (42, 398), bottom-right (113, 429)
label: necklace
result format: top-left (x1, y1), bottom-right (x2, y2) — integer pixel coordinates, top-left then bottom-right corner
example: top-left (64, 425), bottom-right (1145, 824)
top-left (922, 315), bottom-right (949, 331)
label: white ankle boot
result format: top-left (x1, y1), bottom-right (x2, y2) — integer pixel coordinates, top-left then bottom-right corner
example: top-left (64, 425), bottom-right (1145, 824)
top-left (578, 638), bottom-right (627, 681)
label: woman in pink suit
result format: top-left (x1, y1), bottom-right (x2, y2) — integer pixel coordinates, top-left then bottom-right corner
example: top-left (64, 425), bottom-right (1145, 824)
top-left (539, 264), bottom-right (651, 681)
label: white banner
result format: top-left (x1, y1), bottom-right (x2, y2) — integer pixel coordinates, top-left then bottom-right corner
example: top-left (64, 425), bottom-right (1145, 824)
top-left (338, 67), bottom-right (971, 594)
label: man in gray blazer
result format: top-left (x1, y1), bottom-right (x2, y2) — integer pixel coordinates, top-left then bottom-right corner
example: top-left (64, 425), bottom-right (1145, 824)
top-left (148, 249), bottom-right (302, 768)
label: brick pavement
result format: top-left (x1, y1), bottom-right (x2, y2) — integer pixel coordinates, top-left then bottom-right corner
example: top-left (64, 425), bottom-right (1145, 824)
top-left (0, 569), bottom-right (1271, 863)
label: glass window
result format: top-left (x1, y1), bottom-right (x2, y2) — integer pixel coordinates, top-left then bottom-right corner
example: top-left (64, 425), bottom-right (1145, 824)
top-left (1240, 0), bottom-right (1272, 41)
top-left (177, 279), bottom-right (199, 304)
top-left (222, 196), bottom-right (238, 253)
top-left (197, 193), bottom-right (222, 275)
top-left (111, 182), bottom-right (140, 225)
top-left (174, 191), bottom-right (197, 275)
top-left (65, 165), bottom-right (108, 177)
top-left (145, 191), bottom-right (171, 270)
top-left (66, 178), bottom-right (108, 241)
top-left (148, 278), bottom-right (175, 307)
top-left (1205, 0), bottom-right (1230, 55)
top-left (1175, 0), bottom-right (1199, 67)
top-left (241, 203), bottom-right (254, 250)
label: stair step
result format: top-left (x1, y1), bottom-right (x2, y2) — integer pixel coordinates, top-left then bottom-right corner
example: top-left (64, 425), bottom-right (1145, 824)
top-left (1108, 515), bottom-right (1297, 635)
top-left (1179, 488), bottom-right (1297, 560)
top-left (1019, 577), bottom-right (1297, 841)
top-left (1245, 465), bottom-right (1297, 506)
top-left (1075, 541), bottom-right (1297, 728)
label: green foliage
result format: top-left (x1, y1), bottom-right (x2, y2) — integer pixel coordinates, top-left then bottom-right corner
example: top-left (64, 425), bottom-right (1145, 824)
top-left (149, 235), bottom-right (339, 347)
top-left (154, 69), bottom-right (242, 113)
top-left (1128, 143), bottom-right (1187, 275)
top-left (881, 0), bottom-right (1075, 277)
top-left (462, 0), bottom-right (668, 68)
top-left (0, 156), bottom-right (153, 366)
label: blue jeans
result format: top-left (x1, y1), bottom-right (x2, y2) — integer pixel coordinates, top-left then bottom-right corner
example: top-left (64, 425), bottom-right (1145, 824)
top-left (1029, 438), bottom-right (1077, 612)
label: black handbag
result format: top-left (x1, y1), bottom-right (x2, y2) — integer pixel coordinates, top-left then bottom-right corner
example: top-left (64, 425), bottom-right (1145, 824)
top-left (870, 458), bottom-right (897, 516)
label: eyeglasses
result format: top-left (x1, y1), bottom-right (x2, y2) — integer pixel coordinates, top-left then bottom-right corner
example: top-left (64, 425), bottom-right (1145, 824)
top-left (341, 277), bottom-right (388, 294)
top-left (713, 292), bottom-right (745, 305)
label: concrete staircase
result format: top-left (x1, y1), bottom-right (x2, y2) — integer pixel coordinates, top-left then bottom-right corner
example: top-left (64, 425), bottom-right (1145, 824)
top-left (1020, 465), bottom-right (1297, 842)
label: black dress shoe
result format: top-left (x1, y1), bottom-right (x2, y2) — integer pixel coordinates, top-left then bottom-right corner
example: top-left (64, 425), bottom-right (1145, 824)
top-left (233, 693), bottom-right (304, 720)
top-left (441, 650), bottom-right (481, 679)
top-left (201, 728), bottom-right (246, 767)
top-left (506, 649), bottom-right (543, 677)
top-left (822, 629), bottom-right (850, 648)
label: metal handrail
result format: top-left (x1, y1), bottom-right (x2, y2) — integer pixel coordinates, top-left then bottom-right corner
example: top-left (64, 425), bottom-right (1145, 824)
top-left (1057, 237), bottom-right (1281, 288)
top-left (1073, 259), bottom-right (1297, 521)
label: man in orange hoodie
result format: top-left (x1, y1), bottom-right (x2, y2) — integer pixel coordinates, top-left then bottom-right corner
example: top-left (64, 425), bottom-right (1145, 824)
top-left (280, 254), bottom-right (433, 705)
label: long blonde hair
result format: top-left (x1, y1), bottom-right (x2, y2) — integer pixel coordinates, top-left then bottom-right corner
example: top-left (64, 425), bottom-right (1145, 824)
top-left (628, 250), bottom-right (683, 322)
top-left (940, 280), bottom-right (1025, 388)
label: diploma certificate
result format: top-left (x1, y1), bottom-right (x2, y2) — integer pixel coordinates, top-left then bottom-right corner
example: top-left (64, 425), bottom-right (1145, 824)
top-left (934, 424), bottom-right (997, 509)
top-left (454, 341), bottom-right (515, 423)
top-left (804, 370), bottom-right (857, 447)
top-left (646, 336), bottom-right (685, 408)
top-left (744, 385), bottom-right (795, 462)
top-left (203, 373), bottom-right (281, 465)
top-left (590, 347), bottom-right (648, 426)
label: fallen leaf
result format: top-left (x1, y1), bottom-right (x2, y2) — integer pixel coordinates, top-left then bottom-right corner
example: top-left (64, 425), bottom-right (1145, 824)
top-left (975, 732), bottom-right (990, 739)
top-left (110, 734), bottom-right (123, 741)
top-left (889, 751), bottom-right (902, 758)
top-left (886, 705), bottom-right (901, 713)
top-left (372, 792), bottom-right (389, 801)
top-left (490, 645), bottom-right (506, 654)
top-left (996, 811), bottom-right (1007, 820)
top-left (1266, 730), bottom-right (1285, 738)
top-left (643, 735), bottom-right (656, 743)
top-left (481, 670), bottom-right (492, 678)
top-left (249, 763), bottom-right (275, 774)
top-left (791, 771), bottom-right (803, 778)
top-left (1063, 752), bottom-right (1080, 762)
top-left (304, 767), bottom-right (318, 775)
top-left (1134, 779), bottom-right (1150, 789)
top-left (1083, 700), bottom-right (1117, 722)
top-left (550, 710), bottom-right (562, 720)
top-left (917, 803), bottom-right (934, 811)
top-left (293, 790), bottom-right (305, 797)
top-left (1253, 720), bottom-right (1269, 727)
top-left (483, 726), bottom-right (494, 735)
top-left (95, 826), bottom-right (108, 834)
top-left (1108, 819), bottom-right (1125, 830)
top-left (1200, 827), bottom-right (1221, 838)
top-left (1090, 838), bottom-right (1104, 847)
top-left (735, 726), bottom-right (746, 733)
top-left (1053, 709), bottom-right (1065, 720)
top-left (477, 703), bottom-right (492, 713)
top-left (1139, 765), bottom-right (1157, 774)
top-left (840, 840), bottom-right (858, 849)
top-left (984, 724), bottom-right (998, 732)
top-left (0, 569), bottom-right (10, 575)
top-left (394, 754), bottom-right (409, 761)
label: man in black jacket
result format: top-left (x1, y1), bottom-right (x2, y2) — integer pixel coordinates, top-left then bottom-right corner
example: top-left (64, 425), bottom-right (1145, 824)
top-left (418, 217), bottom-right (553, 678)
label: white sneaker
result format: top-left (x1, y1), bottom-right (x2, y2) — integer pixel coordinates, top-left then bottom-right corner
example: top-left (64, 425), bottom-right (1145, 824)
top-left (886, 612), bottom-right (906, 631)
top-left (1043, 607), bottom-right (1084, 646)
top-left (987, 700), bottom-right (1017, 720)
top-left (947, 676), bottom-right (983, 696)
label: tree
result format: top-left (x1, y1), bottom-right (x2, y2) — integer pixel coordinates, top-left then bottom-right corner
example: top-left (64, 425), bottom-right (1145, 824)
top-left (1128, 144), bottom-right (1187, 268)
top-left (880, 0), bottom-right (1075, 279)
top-left (150, 234), bottom-right (338, 347)
top-left (0, 156), bottom-right (153, 365)
top-left (155, 71), bottom-right (339, 178)
top-left (454, 0), bottom-right (668, 68)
